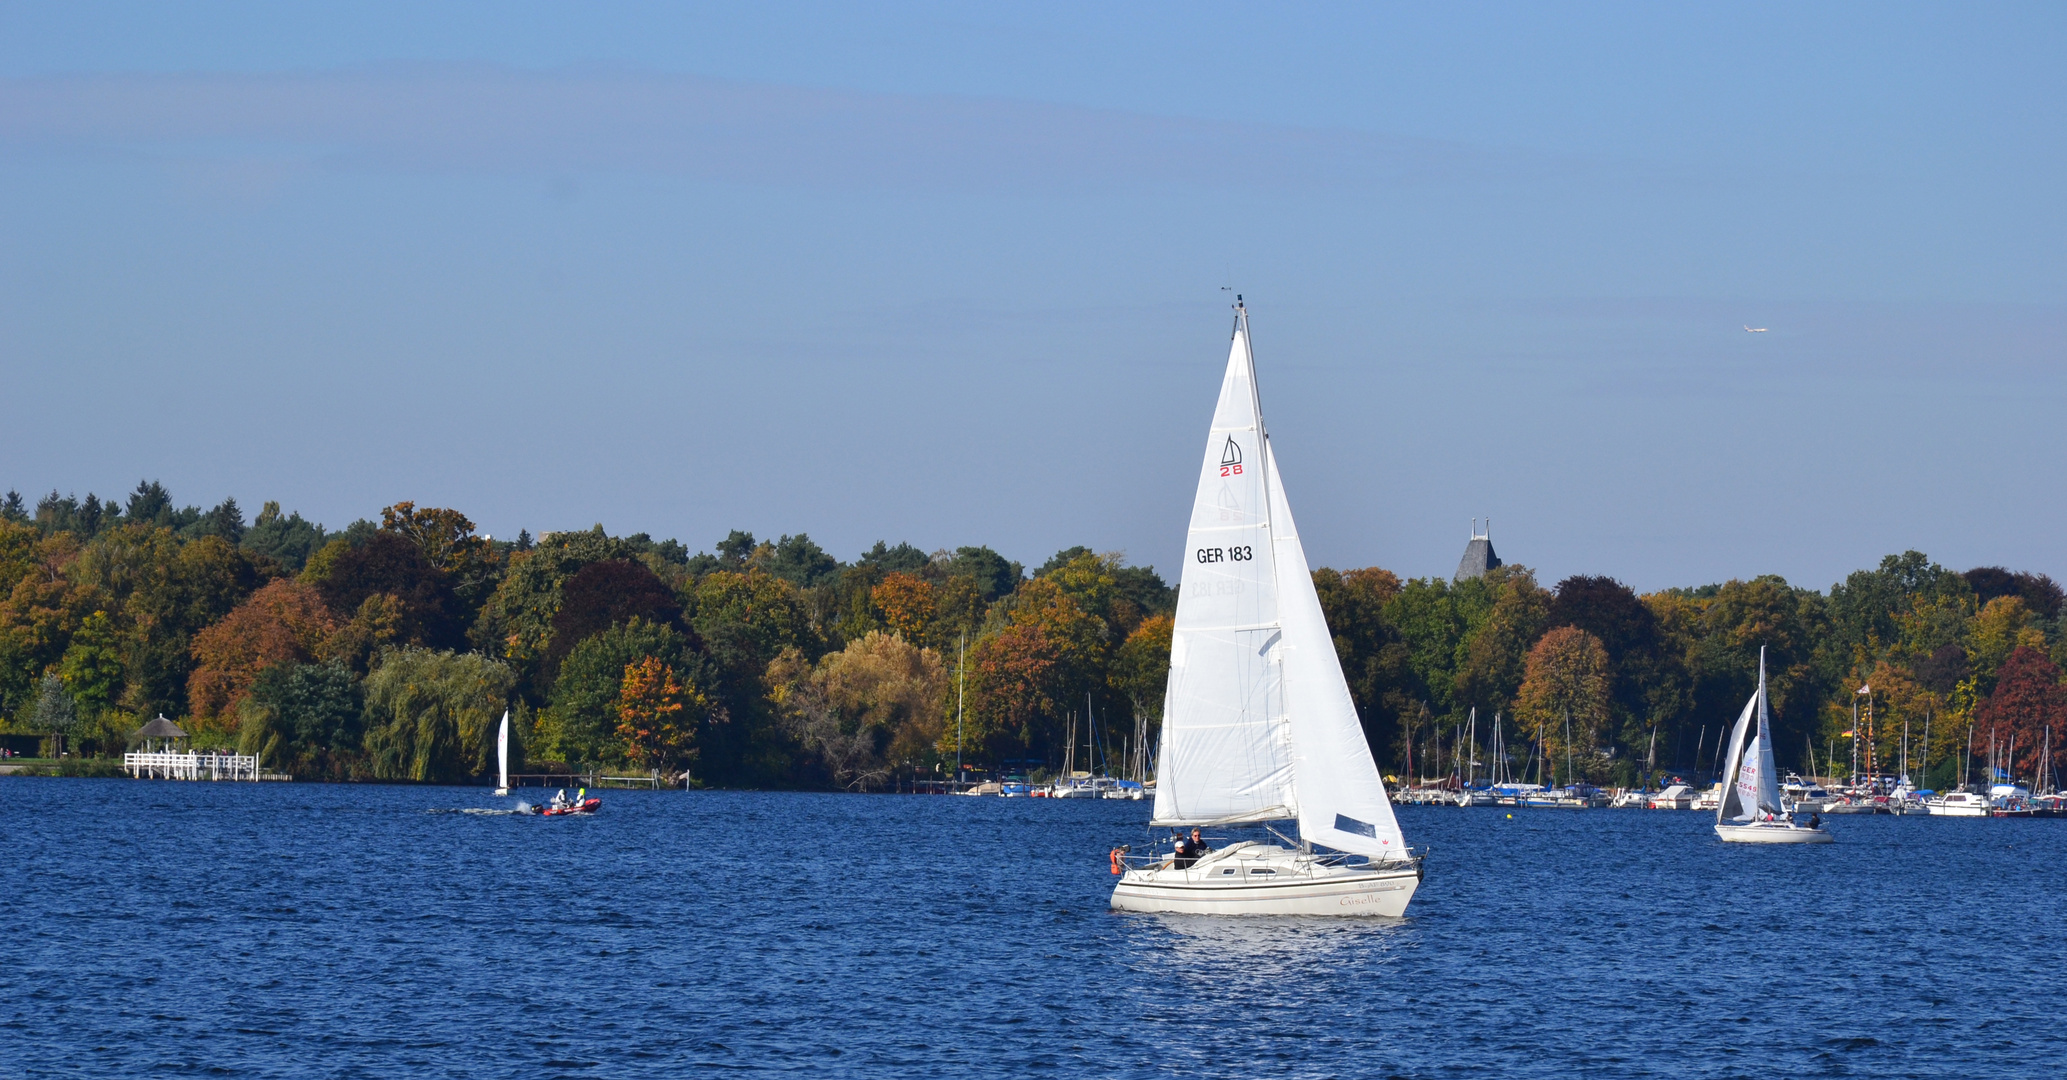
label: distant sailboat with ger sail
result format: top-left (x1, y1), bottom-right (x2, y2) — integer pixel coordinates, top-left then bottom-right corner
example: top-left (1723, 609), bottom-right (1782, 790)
top-left (1108, 298), bottom-right (1422, 916)
top-left (1714, 648), bottom-right (1833, 844)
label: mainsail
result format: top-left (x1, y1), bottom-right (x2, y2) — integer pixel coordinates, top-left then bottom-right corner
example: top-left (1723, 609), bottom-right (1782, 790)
top-left (496, 710), bottom-right (510, 793)
top-left (1717, 648), bottom-right (1785, 823)
top-left (1152, 304), bottom-right (1407, 860)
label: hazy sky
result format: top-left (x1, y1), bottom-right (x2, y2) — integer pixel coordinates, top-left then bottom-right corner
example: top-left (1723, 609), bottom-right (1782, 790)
top-left (3, 3), bottom-right (2062, 591)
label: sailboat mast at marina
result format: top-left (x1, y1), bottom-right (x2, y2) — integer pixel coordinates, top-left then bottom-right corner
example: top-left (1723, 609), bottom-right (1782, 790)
top-left (1109, 300), bottom-right (1421, 916)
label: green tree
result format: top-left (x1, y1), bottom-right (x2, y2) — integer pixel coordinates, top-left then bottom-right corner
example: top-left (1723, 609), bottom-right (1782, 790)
top-left (362, 647), bottom-right (515, 782)
top-left (539, 618), bottom-right (699, 767)
top-left (243, 501), bottom-right (329, 572)
top-left (468, 525), bottom-right (631, 692)
top-left (58, 609), bottom-right (125, 716)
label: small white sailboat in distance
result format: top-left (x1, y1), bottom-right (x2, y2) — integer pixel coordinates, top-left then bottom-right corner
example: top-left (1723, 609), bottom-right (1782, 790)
top-left (494, 710), bottom-right (510, 797)
top-left (1715, 649), bottom-right (1832, 844)
top-left (1109, 299), bottom-right (1422, 916)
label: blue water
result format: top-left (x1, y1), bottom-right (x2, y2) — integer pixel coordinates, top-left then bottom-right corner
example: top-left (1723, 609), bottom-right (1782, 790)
top-left (4, 780), bottom-right (2061, 1078)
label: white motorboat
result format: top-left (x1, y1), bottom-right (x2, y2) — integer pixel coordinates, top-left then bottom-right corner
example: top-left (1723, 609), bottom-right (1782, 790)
top-left (493, 710), bottom-right (511, 797)
top-left (1110, 300), bottom-right (1421, 917)
top-left (1690, 784), bottom-right (1722, 812)
top-left (1714, 650), bottom-right (1832, 845)
top-left (1647, 784), bottom-right (1693, 810)
top-left (1927, 791), bottom-right (1989, 817)
top-left (1780, 773), bottom-right (1834, 812)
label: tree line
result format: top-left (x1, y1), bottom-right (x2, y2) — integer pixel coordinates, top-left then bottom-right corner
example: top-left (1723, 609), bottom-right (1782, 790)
top-left (4, 483), bottom-right (2063, 791)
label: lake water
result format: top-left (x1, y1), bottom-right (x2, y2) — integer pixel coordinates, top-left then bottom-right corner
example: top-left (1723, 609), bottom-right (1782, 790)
top-left (4, 779), bottom-right (2061, 1078)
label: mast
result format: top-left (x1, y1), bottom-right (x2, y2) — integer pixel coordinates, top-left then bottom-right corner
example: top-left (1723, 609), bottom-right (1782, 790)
top-left (955, 633), bottom-right (966, 778)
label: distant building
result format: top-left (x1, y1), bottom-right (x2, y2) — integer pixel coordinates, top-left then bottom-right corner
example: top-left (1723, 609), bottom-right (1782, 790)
top-left (1454, 519), bottom-right (1502, 582)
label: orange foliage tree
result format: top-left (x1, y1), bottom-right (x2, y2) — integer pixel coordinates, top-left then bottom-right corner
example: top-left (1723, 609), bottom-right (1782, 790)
top-left (187, 580), bottom-right (339, 729)
top-left (615, 655), bottom-right (703, 769)
top-left (1515, 625), bottom-right (1612, 776)
top-left (871, 572), bottom-right (937, 645)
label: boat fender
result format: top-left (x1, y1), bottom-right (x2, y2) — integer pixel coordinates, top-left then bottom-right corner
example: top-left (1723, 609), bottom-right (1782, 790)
top-left (1109, 845), bottom-right (1130, 875)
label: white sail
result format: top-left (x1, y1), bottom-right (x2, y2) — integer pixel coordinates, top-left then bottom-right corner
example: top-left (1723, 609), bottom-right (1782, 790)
top-left (1151, 304), bottom-right (1405, 860)
top-left (1717, 690), bottom-right (1758, 822)
top-left (1264, 444), bottom-right (1408, 859)
top-left (1752, 651), bottom-right (1784, 815)
top-left (1717, 648), bottom-right (1785, 822)
top-left (1153, 311), bottom-right (1291, 826)
top-left (496, 710), bottom-right (510, 793)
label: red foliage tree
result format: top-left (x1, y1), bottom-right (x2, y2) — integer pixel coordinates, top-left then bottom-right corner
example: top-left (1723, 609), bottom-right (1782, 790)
top-left (188, 580), bottom-right (339, 728)
top-left (1976, 646), bottom-right (2067, 783)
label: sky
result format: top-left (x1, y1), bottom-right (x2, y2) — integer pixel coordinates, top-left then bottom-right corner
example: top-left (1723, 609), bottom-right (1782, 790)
top-left (2, 2), bottom-right (2062, 592)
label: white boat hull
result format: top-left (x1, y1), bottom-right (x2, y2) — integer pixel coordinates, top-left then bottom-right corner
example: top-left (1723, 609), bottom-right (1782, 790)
top-left (1714, 822), bottom-right (1834, 844)
top-left (1110, 844), bottom-right (1421, 916)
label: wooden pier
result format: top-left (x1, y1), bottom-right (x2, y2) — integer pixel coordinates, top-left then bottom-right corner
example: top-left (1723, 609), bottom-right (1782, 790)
top-left (123, 749), bottom-right (268, 781)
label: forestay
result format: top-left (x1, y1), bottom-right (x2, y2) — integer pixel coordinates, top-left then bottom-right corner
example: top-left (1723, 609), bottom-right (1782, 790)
top-left (1151, 306), bottom-right (1407, 860)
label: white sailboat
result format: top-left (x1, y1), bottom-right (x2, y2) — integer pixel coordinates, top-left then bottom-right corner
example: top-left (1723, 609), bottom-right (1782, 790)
top-left (493, 710), bottom-right (511, 797)
top-left (1110, 300), bottom-right (1422, 916)
top-left (1714, 649), bottom-right (1832, 844)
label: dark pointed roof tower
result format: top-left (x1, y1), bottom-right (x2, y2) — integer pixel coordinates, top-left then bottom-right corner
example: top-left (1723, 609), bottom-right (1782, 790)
top-left (1454, 519), bottom-right (1502, 583)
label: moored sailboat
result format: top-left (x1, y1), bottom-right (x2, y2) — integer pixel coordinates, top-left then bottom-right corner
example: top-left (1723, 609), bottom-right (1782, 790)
top-left (1109, 300), bottom-right (1422, 916)
top-left (1714, 649), bottom-right (1832, 844)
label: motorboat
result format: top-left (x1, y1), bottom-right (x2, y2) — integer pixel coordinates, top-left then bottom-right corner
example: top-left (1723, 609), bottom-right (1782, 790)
top-left (1690, 784), bottom-right (1722, 812)
top-left (1110, 300), bottom-right (1421, 917)
top-left (1925, 791), bottom-right (1989, 817)
top-left (1647, 784), bottom-right (1693, 810)
top-left (1990, 784), bottom-right (2037, 817)
top-left (539, 788), bottom-right (601, 816)
top-left (1780, 773), bottom-right (1833, 812)
top-left (1714, 649), bottom-right (1832, 845)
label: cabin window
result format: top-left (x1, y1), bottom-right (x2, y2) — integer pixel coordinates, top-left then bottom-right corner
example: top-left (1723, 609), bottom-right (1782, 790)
top-left (1220, 868), bottom-right (1236, 875)
top-left (1248, 868), bottom-right (1278, 876)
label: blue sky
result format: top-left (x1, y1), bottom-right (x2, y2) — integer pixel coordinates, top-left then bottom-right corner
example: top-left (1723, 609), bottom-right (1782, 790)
top-left (2, 2), bottom-right (2062, 590)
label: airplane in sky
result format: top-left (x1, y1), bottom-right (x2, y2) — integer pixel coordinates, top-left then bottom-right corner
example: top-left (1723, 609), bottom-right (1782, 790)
top-left (1743, 325), bottom-right (1769, 332)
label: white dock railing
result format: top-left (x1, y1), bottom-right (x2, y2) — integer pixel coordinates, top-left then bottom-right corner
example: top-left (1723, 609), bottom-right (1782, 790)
top-left (123, 750), bottom-right (262, 781)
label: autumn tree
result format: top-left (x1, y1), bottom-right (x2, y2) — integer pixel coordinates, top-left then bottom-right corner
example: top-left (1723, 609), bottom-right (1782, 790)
top-left (1109, 613), bottom-right (1174, 726)
top-left (185, 580), bottom-right (341, 728)
top-left (871, 573), bottom-right (937, 646)
top-left (1976, 646), bottom-right (2067, 783)
top-left (958, 621), bottom-right (1070, 762)
top-left (1516, 626), bottom-right (1613, 780)
top-left (768, 631), bottom-right (946, 789)
top-left (616, 656), bottom-right (705, 771)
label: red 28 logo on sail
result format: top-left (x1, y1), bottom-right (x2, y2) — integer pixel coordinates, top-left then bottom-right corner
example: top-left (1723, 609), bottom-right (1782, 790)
top-left (1219, 436), bottom-right (1243, 477)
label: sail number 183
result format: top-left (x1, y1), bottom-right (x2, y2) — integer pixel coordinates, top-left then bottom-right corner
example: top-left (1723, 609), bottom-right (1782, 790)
top-left (1197, 546), bottom-right (1255, 563)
